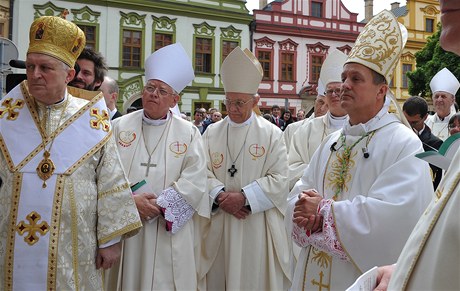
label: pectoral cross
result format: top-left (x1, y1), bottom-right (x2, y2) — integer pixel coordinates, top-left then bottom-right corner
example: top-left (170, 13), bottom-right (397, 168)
top-left (141, 156), bottom-right (157, 177)
top-left (228, 164), bottom-right (237, 177)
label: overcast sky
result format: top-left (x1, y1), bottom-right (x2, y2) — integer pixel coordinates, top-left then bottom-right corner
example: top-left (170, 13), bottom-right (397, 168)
top-left (245, 0), bottom-right (408, 21)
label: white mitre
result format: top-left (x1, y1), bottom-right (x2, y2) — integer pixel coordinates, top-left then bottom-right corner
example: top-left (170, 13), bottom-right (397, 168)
top-left (345, 10), bottom-right (406, 84)
top-left (430, 67), bottom-right (460, 95)
top-left (144, 43), bottom-right (194, 92)
top-left (317, 79), bottom-right (325, 96)
top-left (220, 47), bottom-right (263, 94)
top-left (319, 49), bottom-right (348, 87)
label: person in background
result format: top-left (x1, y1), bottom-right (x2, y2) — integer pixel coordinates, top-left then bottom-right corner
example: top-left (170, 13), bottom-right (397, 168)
top-left (192, 107), bottom-right (206, 133)
top-left (374, 1), bottom-right (460, 289)
top-left (296, 109), bottom-right (306, 121)
top-left (448, 112), bottom-right (460, 136)
top-left (199, 46), bottom-right (291, 290)
top-left (100, 75), bottom-right (122, 120)
top-left (202, 110), bottom-right (222, 133)
top-left (426, 67), bottom-right (459, 140)
top-left (286, 10), bottom-right (432, 290)
top-left (270, 104), bottom-right (285, 129)
top-left (403, 96), bottom-right (443, 189)
top-left (107, 43), bottom-right (209, 291)
top-left (68, 47), bottom-right (108, 91)
top-left (0, 15), bottom-right (141, 290)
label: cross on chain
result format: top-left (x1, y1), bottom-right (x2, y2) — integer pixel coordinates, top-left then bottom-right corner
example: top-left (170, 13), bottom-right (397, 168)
top-left (228, 164), bottom-right (237, 177)
top-left (141, 155), bottom-right (157, 177)
top-left (311, 271), bottom-right (330, 291)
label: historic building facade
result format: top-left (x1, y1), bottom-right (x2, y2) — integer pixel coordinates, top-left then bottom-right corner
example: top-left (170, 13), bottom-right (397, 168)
top-left (11, 0), bottom-right (252, 115)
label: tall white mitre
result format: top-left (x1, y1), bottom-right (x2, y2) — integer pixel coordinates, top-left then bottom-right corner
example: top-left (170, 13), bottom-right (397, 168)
top-left (430, 68), bottom-right (460, 95)
top-left (319, 49), bottom-right (348, 87)
top-left (345, 9), bottom-right (410, 126)
top-left (144, 42), bottom-right (195, 93)
top-left (317, 79), bottom-right (325, 96)
top-left (220, 46), bottom-right (263, 94)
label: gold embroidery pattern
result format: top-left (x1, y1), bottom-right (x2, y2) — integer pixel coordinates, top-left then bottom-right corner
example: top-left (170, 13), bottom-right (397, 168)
top-left (16, 211), bottom-right (50, 246)
top-left (310, 248), bottom-right (332, 269)
top-left (89, 108), bottom-right (110, 132)
top-left (0, 98), bottom-right (24, 120)
top-left (327, 150), bottom-right (357, 200)
top-left (47, 175), bottom-right (64, 290)
top-left (4, 173), bottom-right (22, 290)
top-left (68, 179), bottom-right (80, 291)
top-left (211, 152), bottom-right (224, 169)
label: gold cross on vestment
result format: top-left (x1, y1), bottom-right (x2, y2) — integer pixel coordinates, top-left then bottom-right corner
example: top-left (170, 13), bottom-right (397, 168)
top-left (89, 108), bottom-right (110, 132)
top-left (0, 98), bottom-right (24, 120)
top-left (16, 211), bottom-right (50, 246)
top-left (311, 271), bottom-right (330, 291)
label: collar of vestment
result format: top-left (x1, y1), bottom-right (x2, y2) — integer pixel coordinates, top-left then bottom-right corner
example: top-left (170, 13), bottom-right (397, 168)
top-left (226, 112), bottom-right (254, 127)
top-left (0, 80), bottom-right (111, 175)
top-left (142, 110), bottom-right (171, 126)
top-left (343, 96), bottom-right (398, 136)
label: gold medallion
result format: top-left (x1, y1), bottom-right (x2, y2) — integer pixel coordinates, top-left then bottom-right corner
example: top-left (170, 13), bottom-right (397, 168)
top-left (36, 151), bottom-right (55, 188)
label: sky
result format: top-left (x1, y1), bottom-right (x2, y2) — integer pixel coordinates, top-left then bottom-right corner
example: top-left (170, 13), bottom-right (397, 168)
top-left (245, 0), bottom-right (408, 21)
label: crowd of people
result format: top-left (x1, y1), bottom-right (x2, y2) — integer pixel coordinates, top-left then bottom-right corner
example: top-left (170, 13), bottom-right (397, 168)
top-left (1, 2), bottom-right (459, 289)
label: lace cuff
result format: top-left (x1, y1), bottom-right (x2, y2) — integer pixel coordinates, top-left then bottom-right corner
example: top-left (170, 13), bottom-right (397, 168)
top-left (157, 187), bottom-right (195, 234)
top-left (291, 199), bottom-right (349, 261)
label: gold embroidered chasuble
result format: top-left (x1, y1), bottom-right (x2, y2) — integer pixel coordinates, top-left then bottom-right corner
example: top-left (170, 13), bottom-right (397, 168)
top-left (286, 111), bottom-right (433, 291)
top-left (0, 82), bottom-right (141, 290)
top-left (107, 110), bottom-right (209, 291)
top-left (388, 149), bottom-right (460, 290)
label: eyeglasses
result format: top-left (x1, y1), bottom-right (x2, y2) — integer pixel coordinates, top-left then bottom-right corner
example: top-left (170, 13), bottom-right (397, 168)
top-left (144, 85), bottom-right (174, 97)
top-left (223, 99), bottom-right (253, 108)
top-left (325, 88), bottom-right (341, 96)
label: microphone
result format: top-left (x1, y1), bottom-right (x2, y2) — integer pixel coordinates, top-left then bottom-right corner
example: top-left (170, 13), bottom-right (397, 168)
top-left (9, 59), bottom-right (26, 69)
top-left (362, 147), bottom-right (370, 159)
top-left (330, 142), bottom-right (337, 152)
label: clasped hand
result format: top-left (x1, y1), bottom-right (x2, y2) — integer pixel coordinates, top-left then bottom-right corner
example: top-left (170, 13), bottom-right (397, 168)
top-left (217, 191), bottom-right (250, 219)
top-left (133, 192), bottom-right (162, 221)
top-left (293, 189), bottom-right (323, 232)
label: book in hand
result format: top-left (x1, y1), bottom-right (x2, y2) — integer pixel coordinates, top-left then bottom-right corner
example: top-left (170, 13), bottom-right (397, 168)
top-left (345, 266), bottom-right (378, 291)
top-left (415, 133), bottom-right (460, 170)
top-left (130, 179), bottom-right (155, 197)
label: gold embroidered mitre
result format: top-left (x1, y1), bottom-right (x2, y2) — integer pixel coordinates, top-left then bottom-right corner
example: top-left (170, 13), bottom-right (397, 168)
top-left (27, 16), bottom-right (85, 67)
top-left (345, 10), bottom-right (405, 84)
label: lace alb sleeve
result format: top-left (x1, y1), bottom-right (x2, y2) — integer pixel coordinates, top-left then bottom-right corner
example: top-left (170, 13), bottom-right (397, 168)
top-left (157, 187), bottom-right (195, 234)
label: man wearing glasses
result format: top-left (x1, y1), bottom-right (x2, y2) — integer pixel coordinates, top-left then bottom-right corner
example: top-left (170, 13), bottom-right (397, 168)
top-left (107, 43), bottom-right (209, 291)
top-left (199, 47), bottom-right (291, 290)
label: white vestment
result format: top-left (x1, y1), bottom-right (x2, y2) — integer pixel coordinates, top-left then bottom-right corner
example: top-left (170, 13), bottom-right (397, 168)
top-left (426, 110), bottom-right (456, 141)
top-left (288, 112), bottom-right (347, 190)
top-left (199, 114), bottom-right (291, 290)
top-left (284, 118), bottom-right (310, 154)
top-left (286, 108), bottom-right (433, 290)
top-left (108, 110), bottom-right (209, 291)
top-left (388, 149), bottom-right (460, 290)
top-left (0, 82), bottom-right (141, 291)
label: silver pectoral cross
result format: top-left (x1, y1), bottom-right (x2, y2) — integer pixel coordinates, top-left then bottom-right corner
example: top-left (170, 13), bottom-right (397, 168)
top-left (141, 156), bottom-right (157, 177)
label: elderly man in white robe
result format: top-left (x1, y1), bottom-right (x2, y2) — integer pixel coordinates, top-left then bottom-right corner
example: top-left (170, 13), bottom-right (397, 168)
top-left (285, 10), bottom-right (433, 290)
top-left (288, 50), bottom-right (348, 190)
top-left (107, 43), bottom-right (209, 290)
top-left (284, 80), bottom-right (327, 154)
top-left (425, 67), bottom-right (459, 141)
top-left (0, 16), bottom-right (142, 290)
top-left (374, 0), bottom-right (460, 289)
top-left (199, 47), bottom-right (291, 290)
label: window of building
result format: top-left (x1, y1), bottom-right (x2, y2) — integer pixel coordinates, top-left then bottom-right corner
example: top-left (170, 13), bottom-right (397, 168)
top-left (402, 63), bottom-right (413, 88)
top-left (280, 52), bottom-right (294, 81)
top-left (258, 51), bottom-right (272, 80)
top-left (195, 38), bottom-right (212, 73)
top-left (222, 40), bottom-right (238, 62)
top-left (154, 32), bottom-right (173, 51)
top-left (425, 18), bottom-right (434, 33)
top-left (311, 2), bottom-right (323, 18)
top-left (78, 25), bottom-right (96, 50)
top-left (122, 29), bottom-right (142, 68)
top-left (311, 55), bottom-right (323, 83)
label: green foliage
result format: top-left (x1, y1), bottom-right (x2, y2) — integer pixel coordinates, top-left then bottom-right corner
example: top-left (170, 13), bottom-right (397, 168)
top-left (407, 24), bottom-right (460, 105)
